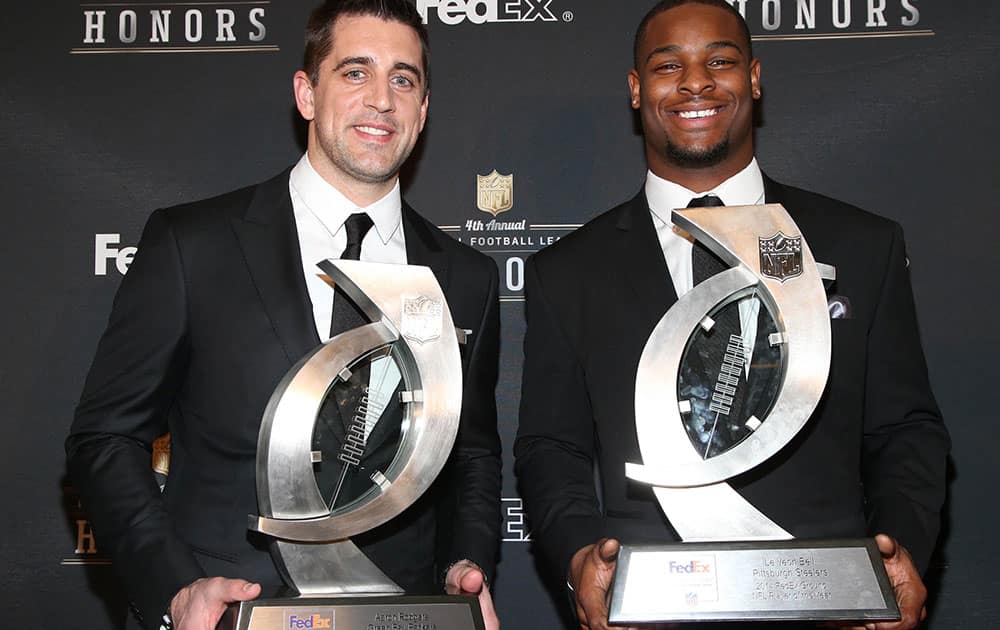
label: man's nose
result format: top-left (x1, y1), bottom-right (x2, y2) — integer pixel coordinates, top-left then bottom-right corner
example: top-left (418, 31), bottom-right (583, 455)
top-left (363, 78), bottom-right (395, 113)
top-left (679, 65), bottom-right (715, 95)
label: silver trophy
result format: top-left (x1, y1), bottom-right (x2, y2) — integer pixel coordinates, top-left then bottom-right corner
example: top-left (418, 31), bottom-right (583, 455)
top-left (224, 260), bottom-right (484, 630)
top-left (608, 204), bottom-right (899, 624)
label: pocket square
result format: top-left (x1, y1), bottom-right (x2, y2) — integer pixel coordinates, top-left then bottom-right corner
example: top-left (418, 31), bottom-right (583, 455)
top-left (828, 295), bottom-right (852, 320)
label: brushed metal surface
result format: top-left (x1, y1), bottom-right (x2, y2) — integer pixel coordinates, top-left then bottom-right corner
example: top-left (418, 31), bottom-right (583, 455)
top-left (249, 261), bottom-right (463, 594)
top-left (630, 204), bottom-right (831, 489)
top-left (272, 539), bottom-right (402, 596)
top-left (613, 204), bottom-right (871, 624)
top-left (628, 204), bottom-right (832, 541)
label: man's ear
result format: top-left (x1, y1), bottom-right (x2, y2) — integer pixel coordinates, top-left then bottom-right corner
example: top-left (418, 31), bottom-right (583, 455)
top-left (627, 69), bottom-right (641, 110)
top-left (293, 70), bottom-right (316, 121)
top-left (418, 89), bottom-right (429, 133)
top-left (750, 58), bottom-right (762, 100)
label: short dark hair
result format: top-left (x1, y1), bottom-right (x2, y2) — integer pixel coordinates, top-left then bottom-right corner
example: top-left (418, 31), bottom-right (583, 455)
top-left (304, 0), bottom-right (430, 93)
top-left (633, 0), bottom-right (753, 68)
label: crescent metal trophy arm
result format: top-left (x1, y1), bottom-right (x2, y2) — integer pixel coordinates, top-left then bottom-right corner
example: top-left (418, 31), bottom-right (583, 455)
top-left (628, 204), bottom-right (832, 537)
top-left (248, 260), bottom-right (463, 594)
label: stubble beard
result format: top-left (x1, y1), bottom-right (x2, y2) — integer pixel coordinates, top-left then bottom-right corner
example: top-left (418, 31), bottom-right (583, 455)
top-left (664, 135), bottom-right (731, 169)
top-left (317, 130), bottom-right (409, 185)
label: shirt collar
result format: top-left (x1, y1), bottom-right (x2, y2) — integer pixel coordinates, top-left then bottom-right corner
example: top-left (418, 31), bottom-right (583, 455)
top-left (289, 153), bottom-right (402, 245)
top-left (645, 158), bottom-right (765, 227)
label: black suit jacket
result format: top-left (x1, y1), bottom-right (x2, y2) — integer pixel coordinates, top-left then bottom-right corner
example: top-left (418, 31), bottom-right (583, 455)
top-left (66, 170), bottom-right (502, 629)
top-left (514, 176), bottom-right (949, 583)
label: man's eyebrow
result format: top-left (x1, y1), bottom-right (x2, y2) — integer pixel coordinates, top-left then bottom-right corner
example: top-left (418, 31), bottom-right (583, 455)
top-left (706, 40), bottom-right (745, 56)
top-left (394, 61), bottom-right (423, 83)
top-left (331, 57), bottom-right (423, 83)
top-left (645, 40), bottom-right (745, 63)
top-left (645, 44), bottom-right (681, 63)
top-left (332, 56), bottom-right (373, 71)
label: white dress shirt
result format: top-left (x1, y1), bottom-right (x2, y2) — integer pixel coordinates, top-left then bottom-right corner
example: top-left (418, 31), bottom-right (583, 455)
top-left (289, 153), bottom-right (404, 438)
top-left (645, 158), bottom-right (766, 371)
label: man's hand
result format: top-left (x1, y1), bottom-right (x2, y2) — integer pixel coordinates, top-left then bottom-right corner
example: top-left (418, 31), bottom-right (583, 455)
top-left (568, 540), bottom-right (678, 630)
top-left (169, 577), bottom-right (261, 630)
top-left (445, 560), bottom-right (499, 630)
top-left (568, 538), bottom-right (631, 630)
top-left (824, 534), bottom-right (928, 630)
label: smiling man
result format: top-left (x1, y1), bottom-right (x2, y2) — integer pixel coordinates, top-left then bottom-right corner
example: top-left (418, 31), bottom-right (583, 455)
top-left (67, 2), bottom-right (501, 629)
top-left (515, 1), bottom-right (948, 629)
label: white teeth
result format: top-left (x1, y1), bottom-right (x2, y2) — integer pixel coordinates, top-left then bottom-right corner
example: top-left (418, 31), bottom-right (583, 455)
top-left (357, 126), bottom-right (389, 135)
top-left (678, 108), bottom-right (719, 119)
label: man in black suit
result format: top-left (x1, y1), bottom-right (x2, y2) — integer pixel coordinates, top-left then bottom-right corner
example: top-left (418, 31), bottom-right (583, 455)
top-left (514, 1), bottom-right (948, 629)
top-left (66, 2), bottom-right (501, 629)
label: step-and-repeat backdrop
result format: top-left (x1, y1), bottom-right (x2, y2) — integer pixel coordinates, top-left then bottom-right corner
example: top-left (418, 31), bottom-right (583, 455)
top-left (2, 1), bottom-right (997, 627)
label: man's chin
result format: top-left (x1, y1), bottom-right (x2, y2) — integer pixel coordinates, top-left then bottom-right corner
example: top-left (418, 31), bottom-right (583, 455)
top-left (343, 158), bottom-right (407, 185)
top-left (352, 170), bottom-right (399, 185)
top-left (664, 139), bottom-right (730, 169)
top-left (317, 139), bottom-right (409, 186)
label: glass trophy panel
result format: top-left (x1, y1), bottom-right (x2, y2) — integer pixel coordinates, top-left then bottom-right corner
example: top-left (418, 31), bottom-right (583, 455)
top-left (677, 293), bottom-right (784, 459)
top-left (311, 345), bottom-right (408, 514)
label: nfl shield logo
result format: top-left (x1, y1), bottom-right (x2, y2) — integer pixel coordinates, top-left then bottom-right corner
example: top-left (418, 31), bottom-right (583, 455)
top-left (401, 296), bottom-right (443, 344)
top-left (477, 170), bottom-right (513, 217)
top-left (759, 232), bottom-right (803, 282)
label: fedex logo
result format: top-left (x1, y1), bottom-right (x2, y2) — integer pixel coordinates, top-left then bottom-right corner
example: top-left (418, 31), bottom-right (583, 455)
top-left (416, 0), bottom-right (560, 25)
top-left (287, 613), bottom-right (332, 629)
top-left (669, 560), bottom-right (713, 574)
top-left (95, 234), bottom-right (136, 276)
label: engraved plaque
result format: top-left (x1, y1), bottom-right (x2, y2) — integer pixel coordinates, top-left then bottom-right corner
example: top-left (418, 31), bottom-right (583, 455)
top-left (225, 595), bottom-right (484, 630)
top-left (611, 540), bottom-right (895, 623)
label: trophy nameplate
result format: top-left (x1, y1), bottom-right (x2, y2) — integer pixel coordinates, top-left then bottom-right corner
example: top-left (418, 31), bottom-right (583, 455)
top-left (610, 540), bottom-right (896, 623)
top-left (225, 260), bottom-right (484, 630)
top-left (609, 204), bottom-right (899, 624)
top-left (222, 595), bottom-right (482, 630)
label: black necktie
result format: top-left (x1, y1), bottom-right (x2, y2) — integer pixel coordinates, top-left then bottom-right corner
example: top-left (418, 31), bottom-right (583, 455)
top-left (329, 212), bottom-right (374, 338)
top-left (340, 212), bottom-right (373, 261)
top-left (682, 195), bottom-right (749, 458)
top-left (316, 212), bottom-right (376, 510)
top-left (686, 194), bottom-right (725, 207)
top-left (687, 195), bottom-right (726, 285)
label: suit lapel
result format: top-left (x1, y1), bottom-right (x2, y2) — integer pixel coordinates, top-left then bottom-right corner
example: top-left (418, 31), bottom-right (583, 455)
top-left (612, 191), bottom-right (678, 324)
top-left (401, 202), bottom-right (450, 295)
top-left (763, 174), bottom-right (787, 206)
top-left (231, 169), bottom-right (321, 365)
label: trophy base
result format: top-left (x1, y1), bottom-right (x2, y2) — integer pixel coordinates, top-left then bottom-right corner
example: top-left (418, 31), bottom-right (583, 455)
top-left (608, 538), bottom-right (899, 625)
top-left (220, 593), bottom-right (485, 630)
